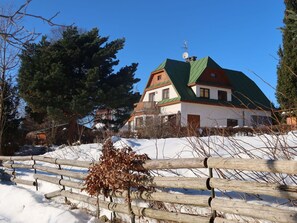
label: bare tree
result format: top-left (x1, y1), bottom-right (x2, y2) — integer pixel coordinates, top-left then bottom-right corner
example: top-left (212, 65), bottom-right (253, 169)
top-left (0, 0), bottom-right (67, 155)
top-left (0, 6), bottom-right (19, 155)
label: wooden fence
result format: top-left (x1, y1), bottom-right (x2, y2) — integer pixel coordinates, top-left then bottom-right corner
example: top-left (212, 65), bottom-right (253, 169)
top-left (0, 155), bottom-right (296, 223)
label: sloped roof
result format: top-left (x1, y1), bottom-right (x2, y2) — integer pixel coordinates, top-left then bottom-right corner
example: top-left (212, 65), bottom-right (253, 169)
top-left (188, 56), bottom-right (222, 85)
top-left (224, 69), bottom-right (272, 109)
top-left (153, 59), bottom-right (195, 101)
top-left (152, 56), bottom-right (272, 110)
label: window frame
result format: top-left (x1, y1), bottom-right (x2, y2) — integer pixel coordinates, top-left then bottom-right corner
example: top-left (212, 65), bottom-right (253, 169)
top-left (200, 88), bottom-right (210, 99)
top-left (218, 90), bottom-right (227, 101)
top-left (135, 117), bottom-right (144, 127)
top-left (227, 119), bottom-right (238, 127)
top-left (162, 88), bottom-right (169, 100)
top-left (148, 92), bottom-right (155, 102)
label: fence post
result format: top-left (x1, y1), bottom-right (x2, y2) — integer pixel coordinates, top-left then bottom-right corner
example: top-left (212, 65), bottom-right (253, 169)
top-left (208, 167), bottom-right (217, 220)
top-left (33, 159), bottom-right (38, 191)
top-left (11, 159), bottom-right (16, 181)
top-left (58, 163), bottom-right (68, 203)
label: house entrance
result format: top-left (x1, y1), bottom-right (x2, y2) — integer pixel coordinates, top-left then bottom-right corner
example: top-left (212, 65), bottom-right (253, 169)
top-left (187, 114), bottom-right (200, 130)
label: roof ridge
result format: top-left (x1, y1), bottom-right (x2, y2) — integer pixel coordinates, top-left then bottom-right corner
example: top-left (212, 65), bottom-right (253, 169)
top-left (153, 58), bottom-right (187, 72)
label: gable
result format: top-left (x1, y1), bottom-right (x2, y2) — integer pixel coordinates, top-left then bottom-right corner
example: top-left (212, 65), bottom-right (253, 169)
top-left (188, 56), bottom-right (222, 85)
top-left (150, 59), bottom-right (193, 101)
top-left (146, 70), bottom-right (171, 90)
top-left (141, 68), bottom-right (180, 104)
top-left (196, 68), bottom-right (232, 88)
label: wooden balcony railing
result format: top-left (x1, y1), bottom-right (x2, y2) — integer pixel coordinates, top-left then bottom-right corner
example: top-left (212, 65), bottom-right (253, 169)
top-left (134, 101), bottom-right (159, 114)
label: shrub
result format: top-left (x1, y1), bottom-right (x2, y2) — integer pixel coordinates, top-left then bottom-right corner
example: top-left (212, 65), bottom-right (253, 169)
top-left (84, 139), bottom-right (152, 223)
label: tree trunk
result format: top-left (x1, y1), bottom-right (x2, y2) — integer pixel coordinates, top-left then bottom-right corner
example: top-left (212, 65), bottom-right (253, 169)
top-left (49, 120), bottom-right (58, 145)
top-left (67, 117), bottom-right (78, 144)
top-left (127, 186), bottom-right (135, 223)
top-left (96, 193), bottom-right (100, 219)
top-left (0, 70), bottom-right (5, 156)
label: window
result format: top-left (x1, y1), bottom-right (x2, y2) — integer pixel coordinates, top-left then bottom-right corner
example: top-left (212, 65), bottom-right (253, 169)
top-left (146, 116), bottom-right (154, 126)
top-left (210, 73), bottom-right (216, 78)
top-left (157, 75), bottom-right (162, 80)
top-left (148, 92), bottom-right (155, 102)
top-left (218, 90), bottom-right (227, 101)
top-left (251, 115), bottom-right (271, 127)
top-left (200, 88), bottom-right (210, 98)
top-left (135, 117), bottom-right (144, 127)
top-left (227, 119), bottom-right (238, 127)
top-left (162, 88), bottom-right (169, 100)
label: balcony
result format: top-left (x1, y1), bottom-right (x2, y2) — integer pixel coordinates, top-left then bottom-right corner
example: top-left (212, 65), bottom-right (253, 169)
top-left (134, 101), bottom-right (159, 114)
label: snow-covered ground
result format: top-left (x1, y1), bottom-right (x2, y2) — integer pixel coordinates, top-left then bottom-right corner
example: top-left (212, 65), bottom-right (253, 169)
top-left (0, 184), bottom-right (92, 223)
top-left (0, 132), bottom-right (296, 223)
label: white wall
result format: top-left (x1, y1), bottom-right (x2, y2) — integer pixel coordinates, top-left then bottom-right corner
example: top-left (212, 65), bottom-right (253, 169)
top-left (143, 85), bottom-right (178, 102)
top-left (180, 102), bottom-right (271, 127)
top-left (159, 103), bottom-right (181, 115)
top-left (191, 85), bottom-right (232, 101)
top-left (125, 104), bottom-right (181, 131)
top-left (123, 102), bottom-right (271, 131)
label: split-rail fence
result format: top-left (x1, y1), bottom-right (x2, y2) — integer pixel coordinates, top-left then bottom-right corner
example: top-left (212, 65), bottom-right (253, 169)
top-left (0, 155), bottom-right (296, 223)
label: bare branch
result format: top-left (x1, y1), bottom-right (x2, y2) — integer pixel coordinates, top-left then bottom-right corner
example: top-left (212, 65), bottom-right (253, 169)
top-left (0, 0), bottom-right (71, 48)
top-left (11, 0), bottom-right (32, 18)
top-left (23, 12), bottom-right (63, 27)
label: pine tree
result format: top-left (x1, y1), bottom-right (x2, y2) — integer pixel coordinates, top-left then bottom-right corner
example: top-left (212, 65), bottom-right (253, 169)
top-left (276, 0), bottom-right (297, 113)
top-left (18, 27), bottom-right (140, 142)
top-left (1, 80), bottom-right (22, 155)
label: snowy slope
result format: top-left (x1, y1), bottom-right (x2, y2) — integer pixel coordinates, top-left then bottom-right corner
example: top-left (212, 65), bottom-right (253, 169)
top-left (0, 184), bottom-right (92, 223)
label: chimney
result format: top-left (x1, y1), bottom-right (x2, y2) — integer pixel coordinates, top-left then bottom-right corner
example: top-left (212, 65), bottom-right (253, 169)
top-left (186, 56), bottom-right (197, 62)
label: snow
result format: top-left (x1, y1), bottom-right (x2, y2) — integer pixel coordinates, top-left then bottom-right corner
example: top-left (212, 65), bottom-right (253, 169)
top-left (0, 184), bottom-right (93, 223)
top-left (0, 132), bottom-right (296, 222)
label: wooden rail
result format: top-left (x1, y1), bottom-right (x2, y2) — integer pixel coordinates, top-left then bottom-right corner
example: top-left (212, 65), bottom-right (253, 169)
top-left (0, 155), bottom-right (296, 223)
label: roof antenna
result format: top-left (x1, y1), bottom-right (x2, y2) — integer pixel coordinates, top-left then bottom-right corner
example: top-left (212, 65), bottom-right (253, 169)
top-left (182, 40), bottom-right (189, 61)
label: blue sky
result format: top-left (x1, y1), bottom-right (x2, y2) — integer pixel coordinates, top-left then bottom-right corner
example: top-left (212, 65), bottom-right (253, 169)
top-left (19, 0), bottom-right (284, 105)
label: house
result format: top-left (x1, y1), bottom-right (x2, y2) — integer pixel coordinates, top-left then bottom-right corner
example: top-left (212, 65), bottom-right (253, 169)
top-left (124, 56), bottom-right (273, 132)
top-left (93, 108), bottom-right (113, 130)
top-left (281, 111), bottom-right (297, 126)
top-left (93, 107), bottom-right (133, 131)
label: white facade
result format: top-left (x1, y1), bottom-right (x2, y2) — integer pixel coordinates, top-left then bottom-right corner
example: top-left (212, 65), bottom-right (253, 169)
top-left (191, 85), bottom-right (232, 101)
top-left (143, 85), bottom-right (178, 102)
top-left (159, 103), bottom-right (181, 115)
top-left (180, 102), bottom-right (271, 127)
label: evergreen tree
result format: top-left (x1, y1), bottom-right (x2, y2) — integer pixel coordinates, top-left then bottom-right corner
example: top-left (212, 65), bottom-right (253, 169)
top-left (18, 27), bottom-right (140, 142)
top-left (276, 0), bottom-right (297, 113)
top-left (1, 80), bottom-right (22, 155)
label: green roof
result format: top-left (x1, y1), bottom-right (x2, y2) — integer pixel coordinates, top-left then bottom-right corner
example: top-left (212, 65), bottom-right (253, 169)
top-left (154, 58), bottom-right (194, 101)
top-left (157, 97), bottom-right (181, 105)
top-left (188, 56), bottom-right (222, 85)
top-left (146, 80), bottom-right (171, 90)
top-left (224, 69), bottom-right (272, 109)
top-left (152, 56), bottom-right (272, 110)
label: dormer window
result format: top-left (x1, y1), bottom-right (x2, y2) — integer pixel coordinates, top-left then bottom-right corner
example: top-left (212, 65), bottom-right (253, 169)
top-left (218, 90), bottom-right (227, 101)
top-left (200, 88), bottom-right (210, 99)
top-left (210, 73), bottom-right (216, 78)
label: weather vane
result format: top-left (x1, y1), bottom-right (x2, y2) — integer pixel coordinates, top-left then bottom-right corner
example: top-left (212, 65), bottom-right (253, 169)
top-left (182, 40), bottom-right (189, 60)
top-left (183, 40), bottom-right (188, 52)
